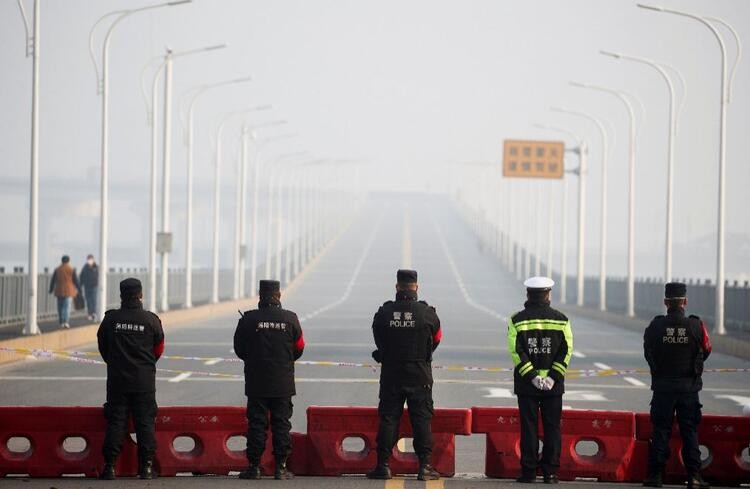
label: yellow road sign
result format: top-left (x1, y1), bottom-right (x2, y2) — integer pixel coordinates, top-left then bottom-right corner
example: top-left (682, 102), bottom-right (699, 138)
top-left (503, 140), bottom-right (565, 179)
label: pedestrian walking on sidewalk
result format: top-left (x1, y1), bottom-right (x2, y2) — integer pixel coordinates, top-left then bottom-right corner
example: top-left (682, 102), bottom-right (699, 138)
top-left (49, 255), bottom-right (81, 329)
top-left (80, 254), bottom-right (99, 322)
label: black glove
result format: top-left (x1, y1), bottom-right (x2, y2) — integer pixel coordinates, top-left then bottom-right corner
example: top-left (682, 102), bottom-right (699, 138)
top-left (371, 349), bottom-right (382, 363)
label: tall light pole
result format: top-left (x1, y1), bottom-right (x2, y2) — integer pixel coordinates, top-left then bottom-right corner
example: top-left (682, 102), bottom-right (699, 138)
top-left (210, 108), bottom-right (274, 304)
top-left (143, 44), bottom-right (226, 312)
top-left (179, 76), bottom-right (252, 307)
top-left (600, 50), bottom-right (686, 283)
top-left (88, 0), bottom-right (191, 319)
top-left (637, 4), bottom-right (742, 334)
top-left (232, 121), bottom-right (288, 299)
top-left (551, 107), bottom-right (610, 311)
top-left (17, 0), bottom-right (41, 335)
top-left (534, 123), bottom-right (586, 307)
top-left (571, 82), bottom-right (639, 317)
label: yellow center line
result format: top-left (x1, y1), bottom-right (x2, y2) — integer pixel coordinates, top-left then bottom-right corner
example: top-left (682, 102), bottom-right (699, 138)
top-left (402, 210), bottom-right (412, 269)
top-left (385, 478), bottom-right (405, 489)
top-left (426, 479), bottom-right (445, 489)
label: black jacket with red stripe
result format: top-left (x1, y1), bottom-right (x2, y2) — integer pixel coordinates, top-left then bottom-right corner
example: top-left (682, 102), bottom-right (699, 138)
top-left (644, 308), bottom-right (712, 393)
top-left (97, 300), bottom-right (165, 393)
top-left (372, 291), bottom-right (442, 387)
top-left (234, 299), bottom-right (305, 398)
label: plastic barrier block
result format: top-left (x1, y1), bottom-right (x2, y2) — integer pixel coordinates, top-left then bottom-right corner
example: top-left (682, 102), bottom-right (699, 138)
top-left (472, 406), bottom-right (637, 482)
top-left (0, 406), bottom-right (138, 477)
top-left (632, 412), bottom-right (750, 486)
top-left (306, 406), bottom-right (471, 477)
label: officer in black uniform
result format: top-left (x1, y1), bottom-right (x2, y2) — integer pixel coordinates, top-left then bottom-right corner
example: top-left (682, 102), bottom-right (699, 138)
top-left (367, 269), bottom-right (442, 481)
top-left (508, 276), bottom-right (573, 484)
top-left (97, 278), bottom-right (165, 480)
top-left (643, 282), bottom-right (712, 489)
top-left (233, 280), bottom-right (305, 480)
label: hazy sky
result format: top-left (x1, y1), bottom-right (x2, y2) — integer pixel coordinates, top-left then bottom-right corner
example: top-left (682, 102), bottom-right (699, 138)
top-left (1, 0), bottom-right (749, 280)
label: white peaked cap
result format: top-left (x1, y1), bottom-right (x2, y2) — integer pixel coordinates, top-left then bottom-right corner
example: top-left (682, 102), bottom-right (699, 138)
top-left (523, 276), bottom-right (555, 290)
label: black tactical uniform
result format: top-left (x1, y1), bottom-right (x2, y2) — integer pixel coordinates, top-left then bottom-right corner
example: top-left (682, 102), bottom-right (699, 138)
top-left (368, 270), bottom-right (442, 481)
top-left (233, 280), bottom-right (304, 480)
top-left (643, 282), bottom-right (712, 489)
top-left (97, 278), bottom-right (164, 480)
top-left (508, 277), bottom-right (572, 483)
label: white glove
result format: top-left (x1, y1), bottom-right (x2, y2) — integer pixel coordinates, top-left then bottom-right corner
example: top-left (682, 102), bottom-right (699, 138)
top-left (543, 377), bottom-right (555, 390)
top-left (531, 375), bottom-right (545, 390)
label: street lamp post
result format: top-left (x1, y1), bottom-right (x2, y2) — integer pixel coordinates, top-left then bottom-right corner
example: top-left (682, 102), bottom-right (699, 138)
top-left (551, 107), bottom-right (610, 311)
top-left (534, 123), bottom-right (586, 306)
top-left (17, 0), bottom-right (41, 335)
top-left (180, 76), bottom-right (252, 307)
top-left (600, 50), bottom-right (686, 283)
top-left (571, 82), bottom-right (638, 316)
top-left (88, 0), bottom-right (191, 319)
top-left (637, 4), bottom-right (742, 334)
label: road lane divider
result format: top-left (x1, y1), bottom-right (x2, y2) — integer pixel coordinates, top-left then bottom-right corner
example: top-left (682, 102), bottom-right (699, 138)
top-left (2, 347), bottom-right (748, 379)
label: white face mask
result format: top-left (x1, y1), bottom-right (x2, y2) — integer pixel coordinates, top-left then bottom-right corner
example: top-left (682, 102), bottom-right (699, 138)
top-left (87, 259), bottom-right (94, 266)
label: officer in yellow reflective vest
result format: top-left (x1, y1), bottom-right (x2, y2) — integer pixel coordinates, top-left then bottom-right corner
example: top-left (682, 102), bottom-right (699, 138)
top-left (507, 276), bottom-right (573, 484)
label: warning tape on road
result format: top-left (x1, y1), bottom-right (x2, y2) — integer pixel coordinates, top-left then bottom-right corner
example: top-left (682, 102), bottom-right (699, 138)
top-left (2, 347), bottom-right (748, 380)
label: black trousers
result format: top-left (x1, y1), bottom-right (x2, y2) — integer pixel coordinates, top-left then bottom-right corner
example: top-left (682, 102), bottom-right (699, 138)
top-left (648, 390), bottom-right (702, 476)
top-left (246, 397), bottom-right (293, 464)
top-left (517, 394), bottom-right (562, 476)
top-left (102, 390), bottom-right (157, 461)
top-left (376, 384), bottom-right (434, 465)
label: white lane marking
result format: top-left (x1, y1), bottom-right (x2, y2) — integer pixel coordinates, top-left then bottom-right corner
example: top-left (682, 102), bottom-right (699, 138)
top-left (623, 376), bottom-right (647, 387)
top-left (298, 211), bottom-right (385, 322)
top-left (402, 210), bottom-right (412, 269)
top-left (482, 387), bottom-right (608, 401)
top-left (572, 351), bottom-right (586, 358)
top-left (594, 362), bottom-right (613, 370)
top-left (430, 213), bottom-right (506, 321)
top-left (714, 395), bottom-right (750, 407)
top-left (204, 358), bottom-right (222, 366)
top-left (168, 372), bottom-right (192, 383)
top-left (483, 388), bottom-right (514, 398)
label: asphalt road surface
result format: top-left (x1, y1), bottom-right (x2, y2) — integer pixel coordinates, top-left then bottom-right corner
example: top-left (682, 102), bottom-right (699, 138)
top-left (2, 194), bottom-right (748, 485)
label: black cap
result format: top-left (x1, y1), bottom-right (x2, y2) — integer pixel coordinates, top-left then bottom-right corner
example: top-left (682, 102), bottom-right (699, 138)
top-left (259, 280), bottom-right (280, 295)
top-left (665, 282), bottom-right (687, 299)
top-left (397, 269), bottom-right (418, 284)
top-left (120, 278), bottom-right (142, 298)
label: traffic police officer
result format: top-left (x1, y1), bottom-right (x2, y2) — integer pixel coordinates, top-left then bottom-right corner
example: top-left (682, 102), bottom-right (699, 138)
top-left (97, 278), bottom-right (165, 480)
top-left (368, 269), bottom-right (442, 481)
top-left (507, 276), bottom-right (572, 484)
top-left (643, 282), bottom-right (712, 489)
top-left (233, 280), bottom-right (305, 480)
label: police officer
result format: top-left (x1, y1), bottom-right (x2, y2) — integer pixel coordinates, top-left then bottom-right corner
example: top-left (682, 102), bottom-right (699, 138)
top-left (508, 276), bottom-right (572, 484)
top-left (233, 280), bottom-right (305, 480)
top-left (97, 278), bottom-right (165, 480)
top-left (643, 282), bottom-right (712, 489)
top-left (368, 269), bottom-right (442, 481)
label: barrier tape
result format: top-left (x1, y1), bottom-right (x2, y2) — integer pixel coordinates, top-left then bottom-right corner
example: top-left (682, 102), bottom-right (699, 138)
top-left (2, 347), bottom-right (748, 380)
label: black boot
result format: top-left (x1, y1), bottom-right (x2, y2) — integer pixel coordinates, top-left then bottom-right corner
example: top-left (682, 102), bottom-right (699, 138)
top-left (99, 460), bottom-right (116, 480)
top-left (366, 462), bottom-right (392, 480)
top-left (516, 472), bottom-right (537, 483)
top-left (274, 458), bottom-right (294, 480)
top-left (543, 474), bottom-right (559, 484)
top-left (643, 472), bottom-right (663, 488)
top-left (687, 473), bottom-right (710, 489)
top-left (417, 464), bottom-right (440, 481)
top-left (239, 462), bottom-right (262, 480)
top-left (138, 459), bottom-right (156, 480)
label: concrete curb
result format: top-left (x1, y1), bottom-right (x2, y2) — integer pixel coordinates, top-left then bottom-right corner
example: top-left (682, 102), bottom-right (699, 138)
top-left (562, 304), bottom-right (750, 361)
top-left (0, 218), bottom-right (349, 367)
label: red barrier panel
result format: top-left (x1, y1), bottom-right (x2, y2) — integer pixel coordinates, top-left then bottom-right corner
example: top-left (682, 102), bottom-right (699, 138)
top-left (0, 406), bottom-right (307, 478)
top-left (306, 406), bottom-right (472, 476)
top-left (631, 412), bottom-right (750, 486)
top-left (0, 407), bottom-right (138, 477)
top-left (471, 407), bottom-right (637, 482)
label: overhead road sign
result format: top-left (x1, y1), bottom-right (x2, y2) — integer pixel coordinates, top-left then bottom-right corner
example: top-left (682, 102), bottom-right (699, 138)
top-left (503, 139), bottom-right (565, 178)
